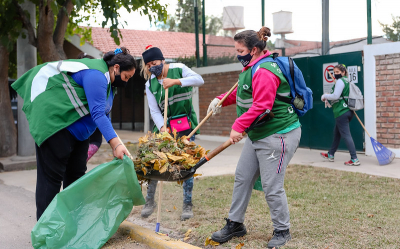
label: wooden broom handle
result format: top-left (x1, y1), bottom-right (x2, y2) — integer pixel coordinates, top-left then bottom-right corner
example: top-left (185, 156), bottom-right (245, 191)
top-left (163, 88), bottom-right (169, 130)
top-left (327, 71), bottom-right (371, 138)
top-left (187, 82), bottom-right (239, 139)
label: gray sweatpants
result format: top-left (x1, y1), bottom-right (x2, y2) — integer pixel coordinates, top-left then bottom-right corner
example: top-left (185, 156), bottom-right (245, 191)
top-left (228, 127), bottom-right (301, 230)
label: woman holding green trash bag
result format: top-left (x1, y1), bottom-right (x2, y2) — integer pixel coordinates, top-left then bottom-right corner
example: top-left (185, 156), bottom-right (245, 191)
top-left (206, 27), bottom-right (301, 249)
top-left (320, 64), bottom-right (360, 166)
top-left (11, 47), bottom-right (137, 220)
top-left (140, 45), bottom-right (204, 220)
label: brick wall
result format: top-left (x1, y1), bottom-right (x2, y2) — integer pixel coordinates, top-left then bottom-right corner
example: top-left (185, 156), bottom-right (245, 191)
top-left (375, 53), bottom-right (400, 148)
top-left (199, 71), bottom-right (241, 136)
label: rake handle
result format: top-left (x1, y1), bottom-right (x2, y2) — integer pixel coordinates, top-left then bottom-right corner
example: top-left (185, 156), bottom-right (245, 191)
top-left (327, 71), bottom-right (371, 138)
top-left (353, 111), bottom-right (371, 138)
top-left (187, 82), bottom-right (239, 139)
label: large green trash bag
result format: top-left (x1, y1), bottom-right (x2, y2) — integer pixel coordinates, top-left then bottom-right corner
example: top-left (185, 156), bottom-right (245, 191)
top-left (31, 155), bottom-right (145, 249)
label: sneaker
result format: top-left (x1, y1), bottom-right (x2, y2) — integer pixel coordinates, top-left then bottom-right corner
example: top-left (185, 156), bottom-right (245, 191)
top-left (181, 202), bottom-right (194, 220)
top-left (267, 229), bottom-right (291, 249)
top-left (211, 218), bottom-right (247, 243)
top-left (141, 198), bottom-right (157, 218)
top-left (320, 152), bottom-right (334, 162)
top-left (344, 158), bottom-right (360, 166)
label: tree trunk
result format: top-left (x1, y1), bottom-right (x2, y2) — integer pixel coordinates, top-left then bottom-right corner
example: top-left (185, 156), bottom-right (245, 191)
top-left (37, 1), bottom-right (63, 62)
top-left (0, 44), bottom-right (17, 157)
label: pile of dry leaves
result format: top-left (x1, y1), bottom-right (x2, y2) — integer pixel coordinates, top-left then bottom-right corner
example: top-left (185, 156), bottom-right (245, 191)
top-left (132, 131), bottom-right (209, 180)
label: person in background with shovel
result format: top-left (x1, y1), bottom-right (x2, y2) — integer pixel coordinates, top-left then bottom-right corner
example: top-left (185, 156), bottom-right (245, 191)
top-left (11, 47), bottom-right (136, 220)
top-left (207, 27), bottom-right (301, 249)
top-left (140, 45), bottom-right (204, 220)
top-left (320, 64), bottom-right (360, 166)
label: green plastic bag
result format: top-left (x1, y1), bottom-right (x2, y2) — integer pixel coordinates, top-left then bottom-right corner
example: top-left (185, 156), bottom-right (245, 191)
top-left (31, 156), bottom-right (145, 249)
top-left (253, 176), bottom-right (263, 191)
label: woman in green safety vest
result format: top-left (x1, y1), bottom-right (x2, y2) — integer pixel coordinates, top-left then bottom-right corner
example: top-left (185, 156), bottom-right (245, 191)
top-left (140, 45), bottom-right (204, 221)
top-left (12, 47), bottom-right (137, 220)
top-left (320, 64), bottom-right (360, 166)
top-left (206, 27), bottom-right (301, 249)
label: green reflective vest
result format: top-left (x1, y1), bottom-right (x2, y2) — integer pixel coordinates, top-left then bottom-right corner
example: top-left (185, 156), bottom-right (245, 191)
top-left (11, 59), bottom-right (111, 146)
top-left (236, 59), bottom-right (299, 141)
top-left (149, 64), bottom-right (199, 133)
top-left (331, 77), bottom-right (350, 118)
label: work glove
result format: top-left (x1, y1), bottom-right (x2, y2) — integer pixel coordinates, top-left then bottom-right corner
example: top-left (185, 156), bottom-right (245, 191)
top-left (207, 98), bottom-right (221, 115)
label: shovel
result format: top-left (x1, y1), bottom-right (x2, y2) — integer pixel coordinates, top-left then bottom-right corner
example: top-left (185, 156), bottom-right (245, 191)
top-left (136, 109), bottom-right (274, 181)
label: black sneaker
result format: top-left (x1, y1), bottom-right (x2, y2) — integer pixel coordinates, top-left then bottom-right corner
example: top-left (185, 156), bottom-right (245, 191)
top-left (267, 229), bottom-right (291, 249)
top-left (211, 218), bottom-right (247, 243)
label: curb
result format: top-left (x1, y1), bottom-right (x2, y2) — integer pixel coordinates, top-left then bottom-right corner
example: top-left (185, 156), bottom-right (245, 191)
top-left (0, 155), bottom-right (36, 172)
top-left (119, 221), bottom-right (201, 249)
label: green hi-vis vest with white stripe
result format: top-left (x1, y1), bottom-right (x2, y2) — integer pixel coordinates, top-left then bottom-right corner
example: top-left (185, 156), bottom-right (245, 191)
top-left (331, 76), bottom-right (350, 118)
top-left (237, 59), bottom-right (299, 141)
top-left (149, 63), bottom-right (199, 133)
top-left (11, 58), bottom-right (111, 146)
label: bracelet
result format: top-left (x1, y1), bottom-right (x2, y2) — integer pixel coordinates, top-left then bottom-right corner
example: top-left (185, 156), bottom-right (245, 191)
top-left (114, 143), bottom-right (122, 152)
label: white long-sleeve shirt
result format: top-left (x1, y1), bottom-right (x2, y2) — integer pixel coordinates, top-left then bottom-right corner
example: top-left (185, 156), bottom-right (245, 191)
top-left (321, 79), bottom-right (345, 101)
top-left (145, 63), bottom-right (204, 130)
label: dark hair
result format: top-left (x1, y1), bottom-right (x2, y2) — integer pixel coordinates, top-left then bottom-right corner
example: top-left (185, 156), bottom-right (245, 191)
top-left (334, 64), bottom-right (348, 76)
top-left (103, 47), bottom-right (137, 72)
top-left (234, 27), bottom-right (271, 52)
top-left (77, 52), bottom-right (95, 59)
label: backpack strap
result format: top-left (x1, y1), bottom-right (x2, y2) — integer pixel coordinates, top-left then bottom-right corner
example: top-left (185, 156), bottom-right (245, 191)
top-left (251, 54), bottom-right (293, 105)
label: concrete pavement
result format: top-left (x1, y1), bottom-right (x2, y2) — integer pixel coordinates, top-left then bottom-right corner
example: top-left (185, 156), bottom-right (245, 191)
top-left (0, 130), bottom-right (399, 249)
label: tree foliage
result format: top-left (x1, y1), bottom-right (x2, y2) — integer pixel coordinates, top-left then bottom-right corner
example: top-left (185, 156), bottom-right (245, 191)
top-left (0, 0), bottom-right (168, 61)
top-left (156, 0), bottom-right (223, 35)
top-left (380, 15), bottom-right (400, 42)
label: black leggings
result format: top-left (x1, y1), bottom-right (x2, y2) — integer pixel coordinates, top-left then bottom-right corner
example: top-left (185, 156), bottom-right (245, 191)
top-left (35, 129), bottom-right (89, 220)
top-left (328, 111), bottom-right (357, 159)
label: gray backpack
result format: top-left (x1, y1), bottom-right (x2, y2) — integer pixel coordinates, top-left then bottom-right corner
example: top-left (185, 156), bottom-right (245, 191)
top-left (342, 81), bottom-right (364, 111)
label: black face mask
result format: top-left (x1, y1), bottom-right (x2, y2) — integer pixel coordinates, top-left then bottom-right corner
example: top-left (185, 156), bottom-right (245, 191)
top-left (113, 71), bottom-right (128, 87)
top-left (334, 73), bottom-right (343, 80)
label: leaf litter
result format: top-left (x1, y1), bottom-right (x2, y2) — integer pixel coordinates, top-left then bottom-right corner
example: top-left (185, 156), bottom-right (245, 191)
top-left (132, 131), bottom-right (209, 181)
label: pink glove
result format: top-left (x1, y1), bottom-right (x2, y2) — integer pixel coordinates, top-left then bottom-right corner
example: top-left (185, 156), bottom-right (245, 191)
top-left (87, 144), bottom-right (99, 162)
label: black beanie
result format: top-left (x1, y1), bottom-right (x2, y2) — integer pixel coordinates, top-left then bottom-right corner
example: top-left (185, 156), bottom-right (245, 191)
top-left (142, 47), bottom-right (165, 64)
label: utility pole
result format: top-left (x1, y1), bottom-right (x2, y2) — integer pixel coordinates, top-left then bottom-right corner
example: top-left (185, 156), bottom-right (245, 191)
top-left (322, 0), bottom-right (329, 55)
top-left (367, 0), bottom-right (372, 44)
top-left (262, 0), bottom-right (265, 26)
top-left (17, 1), bottom-right (36, 156)
top-left (194, 0), bottom-right (200, 67)
top-left (202, 0), bottom-right (207, 66)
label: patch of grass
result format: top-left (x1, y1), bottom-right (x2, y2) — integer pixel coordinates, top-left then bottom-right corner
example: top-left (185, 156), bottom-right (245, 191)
top-left (131, 165), bottom-right (400, 248)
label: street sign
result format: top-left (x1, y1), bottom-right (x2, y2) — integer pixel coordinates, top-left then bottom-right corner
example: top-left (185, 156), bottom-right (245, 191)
top-left (323, 62), bottom-right (338, 93)
top-left (347, 65), bottom-right (358, 83)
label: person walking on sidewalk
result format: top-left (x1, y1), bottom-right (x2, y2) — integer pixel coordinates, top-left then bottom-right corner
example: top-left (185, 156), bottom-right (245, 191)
top-left (207, 27), bottom-right (301, 249)
top-left (12, 47), bottom-right (136, 220)
top-left (320, 64), bottom-right (360, 166)
top-left (140, 45), bottom-right (204, 220)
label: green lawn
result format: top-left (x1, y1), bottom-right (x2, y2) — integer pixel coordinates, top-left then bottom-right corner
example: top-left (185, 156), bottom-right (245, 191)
top-left (131, 165), bottom-right (400, 248)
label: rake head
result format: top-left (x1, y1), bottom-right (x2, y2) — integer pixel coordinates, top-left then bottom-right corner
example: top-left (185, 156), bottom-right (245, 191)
top-left (371, 137), bottom-right (396, 166)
